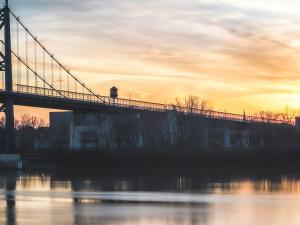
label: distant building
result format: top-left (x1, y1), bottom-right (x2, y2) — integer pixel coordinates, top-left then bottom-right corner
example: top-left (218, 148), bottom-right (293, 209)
top-left (33, 127), bottom-right (51, 150)
top-left (49, 111), bottom-right (73, 149)
top-left (48, 110), bottom-right (255, 151)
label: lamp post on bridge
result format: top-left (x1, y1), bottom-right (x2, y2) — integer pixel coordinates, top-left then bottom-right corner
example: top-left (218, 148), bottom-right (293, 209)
top-left (1, 0), bottom-right (15, 153)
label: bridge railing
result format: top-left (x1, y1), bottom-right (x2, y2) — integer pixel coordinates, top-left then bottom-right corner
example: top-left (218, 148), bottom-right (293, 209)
top-left (14, 84), bottom-right (294, 125)
top-left (15, 84), bottom-right (168, 110)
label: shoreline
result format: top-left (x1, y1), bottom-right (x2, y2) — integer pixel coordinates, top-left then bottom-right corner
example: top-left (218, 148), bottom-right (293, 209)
top-left (18, 147), bottom-right (300, 169)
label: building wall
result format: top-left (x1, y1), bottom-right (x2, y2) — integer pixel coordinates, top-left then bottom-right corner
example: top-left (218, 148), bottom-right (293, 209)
top-left (50, 112), bottom-right (73, 149)
top-left (48, 110), bottom-right (297, 151)
top-left (50, 111), bottom-right (252, 151)
top-left (70, 112), bottom-right (142, 150)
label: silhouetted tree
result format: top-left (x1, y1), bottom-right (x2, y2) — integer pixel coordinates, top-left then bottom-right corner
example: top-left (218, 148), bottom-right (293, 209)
top-left (252, 107), bottom-right (300, 124)
top-left (16, 114), bottom-right (46, 129)
top-left (174, 95), bottom-right (213, 115)
top-left (15, 114), bottom-right (46, 151)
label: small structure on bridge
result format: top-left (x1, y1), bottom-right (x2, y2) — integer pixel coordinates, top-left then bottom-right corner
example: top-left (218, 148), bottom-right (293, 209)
top-left (110, 86), bottom-right (118, 99)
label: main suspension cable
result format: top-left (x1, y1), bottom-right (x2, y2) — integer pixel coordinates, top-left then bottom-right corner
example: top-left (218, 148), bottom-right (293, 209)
top-left (9, 10), bottom-right (105, 103)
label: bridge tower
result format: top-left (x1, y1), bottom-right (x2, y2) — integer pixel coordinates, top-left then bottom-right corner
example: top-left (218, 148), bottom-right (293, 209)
top-left (0, 0), bottom-right (15, 153)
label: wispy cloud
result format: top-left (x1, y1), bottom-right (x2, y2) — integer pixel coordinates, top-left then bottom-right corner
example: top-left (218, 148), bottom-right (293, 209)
top-left (7, 0), bottom-right (300, 116)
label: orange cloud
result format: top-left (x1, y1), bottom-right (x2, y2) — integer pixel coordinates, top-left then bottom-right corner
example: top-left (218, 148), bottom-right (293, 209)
top-left (6, 0), bottom-right (300, 122)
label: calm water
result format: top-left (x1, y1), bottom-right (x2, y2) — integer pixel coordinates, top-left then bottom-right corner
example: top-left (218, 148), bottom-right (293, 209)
top-left (1, 168), bottom-right (300, 225)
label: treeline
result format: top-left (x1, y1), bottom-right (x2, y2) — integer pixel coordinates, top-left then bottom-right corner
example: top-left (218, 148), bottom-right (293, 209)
top-left (173, 95), bottom-right (299, 123)
top-left (252, 107), bottom-right (300, 124)
top-left (0, 114), bottom-right (46, 129)
top-left (0, 114), bottom-right (47, 152)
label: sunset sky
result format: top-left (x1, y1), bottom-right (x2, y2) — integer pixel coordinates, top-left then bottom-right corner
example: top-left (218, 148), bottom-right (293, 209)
top-left (6, 0), bottom-right (300, 120)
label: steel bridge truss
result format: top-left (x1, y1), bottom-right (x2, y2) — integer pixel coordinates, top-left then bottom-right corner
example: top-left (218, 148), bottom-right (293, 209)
top-left (0, 0), bottom-right (14, 153)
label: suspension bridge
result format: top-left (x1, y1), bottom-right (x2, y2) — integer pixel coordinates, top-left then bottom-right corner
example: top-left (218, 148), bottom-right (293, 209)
top-left (0, 0), bottom-right (294, 153)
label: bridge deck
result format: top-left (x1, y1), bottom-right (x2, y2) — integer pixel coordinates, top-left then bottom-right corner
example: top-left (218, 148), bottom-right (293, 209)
top-left (0, 85), bottom-right (294, 125)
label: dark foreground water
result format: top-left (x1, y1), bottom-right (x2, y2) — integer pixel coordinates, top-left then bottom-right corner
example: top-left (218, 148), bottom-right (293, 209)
top-left (1, 167), bottom-right (300, 225)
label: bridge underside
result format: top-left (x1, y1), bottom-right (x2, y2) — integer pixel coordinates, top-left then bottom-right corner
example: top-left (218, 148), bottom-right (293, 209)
top-left (0, 91), bottom-right (124, 112)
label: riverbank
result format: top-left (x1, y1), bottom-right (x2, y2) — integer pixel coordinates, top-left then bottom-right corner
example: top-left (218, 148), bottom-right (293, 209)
top-left (19, 147), bottom-right (300, 169)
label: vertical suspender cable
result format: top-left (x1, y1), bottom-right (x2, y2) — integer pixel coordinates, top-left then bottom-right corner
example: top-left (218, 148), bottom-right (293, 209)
top-left (43, 50), bottom-right (45, 93)
top-left (67, 73), bottom-right (69, 97)
top-left (1, 43), bottom-right (4, 89)
top-left (16, 19), bottom-right (20, 86)
top-left (9, 10), bottom-right (106, 103)
top-left (51, 57), bottom-right (53, 87)
top-left (59, 66), bottom-right (62, 90)
top-left (34, 39), bottom-right (37, 90)
top-left (75, 80), bottom-right (77, 98)
top-left (25, 31), bottom-right (28, 86)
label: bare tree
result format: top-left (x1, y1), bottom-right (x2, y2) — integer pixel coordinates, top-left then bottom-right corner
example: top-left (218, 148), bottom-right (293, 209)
top-left (281, 106), bottom-right (300, 124)
top-left (174, 95), bottom-right (213, 115)
top-left (184, 96), bottom-right (201, 114)
top-left (252, 107), bottom-right (300, 124)
top-left (16, 114), bottom-right (46, 129)
top-left (256, 111), bottom-right (279, 123)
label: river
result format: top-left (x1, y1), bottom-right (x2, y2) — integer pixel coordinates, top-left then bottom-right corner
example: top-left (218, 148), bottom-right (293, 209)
top-left (0, 167), bottom-right (300, 225)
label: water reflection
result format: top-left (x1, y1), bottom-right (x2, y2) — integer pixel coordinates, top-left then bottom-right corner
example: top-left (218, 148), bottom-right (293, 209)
top-left (1, 169), bottom-right (300, 225)
top-left (5, 173), bottom-right (16, 225)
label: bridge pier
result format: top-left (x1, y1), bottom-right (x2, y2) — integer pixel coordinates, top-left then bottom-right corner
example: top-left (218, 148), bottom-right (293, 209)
top-left (4, 99), bottom-right (15, 153)
top-left (163, 111), bottom-right (177, 146)
top-left (241, 130), bottom-right (250, 148)
top-left (223, 128), bottom-right (231, 149)
top-left (202, 126), bottom-right (209, 150)
top-left (222, 127), bottom-right (250, 150)
top-left (2, 0), bottom-right (15, 153)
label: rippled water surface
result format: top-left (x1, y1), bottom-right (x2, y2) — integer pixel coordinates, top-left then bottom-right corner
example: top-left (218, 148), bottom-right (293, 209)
top-left (1, 168), bottom-right (300, 225)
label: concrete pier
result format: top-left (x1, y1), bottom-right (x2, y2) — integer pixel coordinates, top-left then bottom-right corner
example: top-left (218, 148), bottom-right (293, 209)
top-left (0, 154), bottom-right (22, 169)
top-left (223, 128), bottom-right (231, 149)
top-left (47, 110), bottom-right (294, 151)
top-left (241, 130), bottom-right (250, 148)
top-left (202, 126), bottom-right (209, 150)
